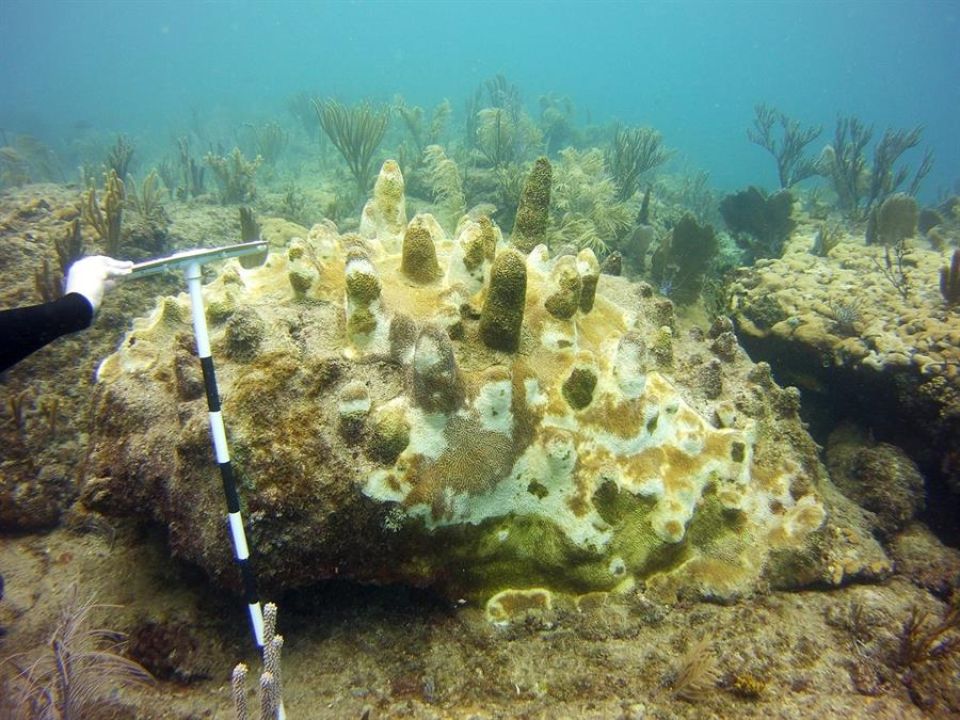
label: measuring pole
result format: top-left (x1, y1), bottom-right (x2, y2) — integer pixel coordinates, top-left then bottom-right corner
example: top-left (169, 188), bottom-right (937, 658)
top-left (130, 241), bottom-right (286, 718)
top-left (184, 259), bottom-right (266, 645)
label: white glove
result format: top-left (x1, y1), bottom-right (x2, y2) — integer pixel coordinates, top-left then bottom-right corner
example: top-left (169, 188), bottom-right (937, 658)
top-left (64, 255), bottom-right (134, 313)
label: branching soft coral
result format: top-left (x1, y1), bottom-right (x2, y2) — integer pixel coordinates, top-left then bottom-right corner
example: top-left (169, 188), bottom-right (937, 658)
top-left (605, 125), bottom-right (672, 201)
top-left (895, 596), bottom-right (960, 670)
top-left (81, 169), bottom-right (125, 254)
top-left (747, 103), bottom-right (822, 189)
top-left (205, 148), bottom-right (262, 204)
top-left (4, 584), bottom-right (152, 719)
top-left (474, 106), bottom-right (543, 170)
top-left (396, 98), bottom-right (451, 156)
top-left (422, 144), bottom-right (465, 231)
top-left (547, 148), bottom-right (633, 256)
top-left (820, 116), bottom-right (933, 220)
top-left (314, 99), bottom-right (390, 199)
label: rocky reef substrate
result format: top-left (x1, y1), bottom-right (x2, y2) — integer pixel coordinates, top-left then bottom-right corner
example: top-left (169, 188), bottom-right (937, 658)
top-left (728, 224), bottom-right (960, 541)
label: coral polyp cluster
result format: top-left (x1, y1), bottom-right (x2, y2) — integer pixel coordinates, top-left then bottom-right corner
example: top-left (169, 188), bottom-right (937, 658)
top-left (85, 162), bottom-right (863, 612)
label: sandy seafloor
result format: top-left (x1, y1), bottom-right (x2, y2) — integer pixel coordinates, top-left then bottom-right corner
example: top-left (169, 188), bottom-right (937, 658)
top-left (1, 183), bottom-right (958, 720)
top-left (2, 521), bottom-right (959, 719)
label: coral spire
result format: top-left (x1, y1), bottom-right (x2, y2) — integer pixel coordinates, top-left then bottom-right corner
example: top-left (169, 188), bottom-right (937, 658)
top-left (479, 249), bottom-right (527, 352)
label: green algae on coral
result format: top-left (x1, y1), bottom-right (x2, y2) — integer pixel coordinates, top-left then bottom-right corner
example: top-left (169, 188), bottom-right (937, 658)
top-left (511, 157), bottom-right (552, 253)
top-left (577, 249), bottom-right (600, 313)
top-left (412, 325), bottom-right (465, 414)
top-left (367, 402), bottom-right (411, 464)
top-left (562, 365), bottom-right (598, 410)
top-left (400, 217), bottom-right (441, 284)
top-left (479, 249), bottom-right (527, 352)
top-left (544, 255), bottom-right (582, 320)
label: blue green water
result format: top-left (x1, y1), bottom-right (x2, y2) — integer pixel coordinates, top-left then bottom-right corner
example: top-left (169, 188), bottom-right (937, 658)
top-left (0, 0), bottom-right (957, 198)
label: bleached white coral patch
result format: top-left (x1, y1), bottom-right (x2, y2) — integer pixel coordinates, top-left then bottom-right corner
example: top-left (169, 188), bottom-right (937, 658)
top-left (473, 377), bottom-right (513, 434)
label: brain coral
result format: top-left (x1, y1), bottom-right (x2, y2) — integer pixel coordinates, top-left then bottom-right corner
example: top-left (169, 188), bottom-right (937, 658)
top-left (85, 162), bottom-right (838, 610)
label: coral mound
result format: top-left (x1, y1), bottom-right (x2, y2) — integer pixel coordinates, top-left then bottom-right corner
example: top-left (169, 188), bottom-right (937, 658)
top-left (85, 163), bottom-right (872, 609)
top-left (728, 224), bottom-right (960, 501)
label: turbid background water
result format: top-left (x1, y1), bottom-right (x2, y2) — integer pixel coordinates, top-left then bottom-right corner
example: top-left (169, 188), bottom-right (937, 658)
top-left (1, 0), bottom-right (957, 197)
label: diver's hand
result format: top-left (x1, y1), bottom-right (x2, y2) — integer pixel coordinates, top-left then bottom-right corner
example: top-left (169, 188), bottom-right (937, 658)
top-left (64, 255), bottom-right (134, 313)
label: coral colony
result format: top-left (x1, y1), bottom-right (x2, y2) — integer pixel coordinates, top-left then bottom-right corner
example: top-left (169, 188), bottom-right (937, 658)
top-left (87, 161), bottom-right (831, 622)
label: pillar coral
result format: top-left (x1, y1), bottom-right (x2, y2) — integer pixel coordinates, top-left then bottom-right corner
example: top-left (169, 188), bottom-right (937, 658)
top-left (86, 161), bottom-right (877, 618)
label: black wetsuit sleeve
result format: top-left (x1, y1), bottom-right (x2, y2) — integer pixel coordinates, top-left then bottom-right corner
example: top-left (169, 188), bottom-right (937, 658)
top-left (0, 293), bottom-right (94, 372)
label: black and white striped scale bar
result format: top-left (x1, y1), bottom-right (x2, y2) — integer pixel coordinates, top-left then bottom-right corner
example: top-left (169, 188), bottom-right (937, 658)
top-left (130, 242), bottom-right (284, 718)
top-left (185, 261), bottom-right (266, 647)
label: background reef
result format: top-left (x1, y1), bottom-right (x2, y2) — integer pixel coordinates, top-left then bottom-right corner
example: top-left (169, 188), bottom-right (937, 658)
top-left (2, 1), bottom-right (960, 718)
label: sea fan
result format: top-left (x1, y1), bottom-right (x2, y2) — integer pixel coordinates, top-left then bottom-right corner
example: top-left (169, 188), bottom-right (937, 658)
top-left (5, 584), bottom-right (153, 719)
